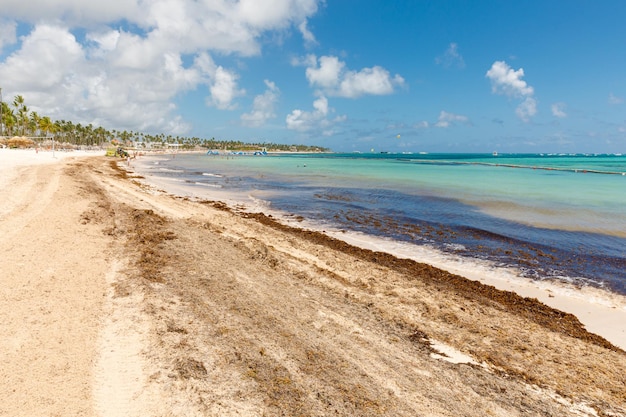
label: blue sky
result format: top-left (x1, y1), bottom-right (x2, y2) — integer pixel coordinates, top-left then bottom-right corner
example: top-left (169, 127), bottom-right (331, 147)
top-left (1, 1), bottom-right (625, 153)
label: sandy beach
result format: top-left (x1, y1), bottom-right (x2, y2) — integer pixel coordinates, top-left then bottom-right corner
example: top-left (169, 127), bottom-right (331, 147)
top-left (1, 149), bottom-right (625, 416)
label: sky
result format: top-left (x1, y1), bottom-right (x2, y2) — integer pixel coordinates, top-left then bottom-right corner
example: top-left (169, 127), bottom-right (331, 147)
top-left (1, 0), bottom-right (626, 153)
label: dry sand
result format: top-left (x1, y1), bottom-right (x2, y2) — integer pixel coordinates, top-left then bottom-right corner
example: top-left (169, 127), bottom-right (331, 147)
top-left (1, 149), bottom-right (625, 416)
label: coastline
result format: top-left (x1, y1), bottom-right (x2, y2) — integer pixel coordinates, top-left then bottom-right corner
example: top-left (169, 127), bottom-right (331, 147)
top-left (1, 149), bottom-right (625, 416)
top-left (132, 151), bottom-right (626, 350)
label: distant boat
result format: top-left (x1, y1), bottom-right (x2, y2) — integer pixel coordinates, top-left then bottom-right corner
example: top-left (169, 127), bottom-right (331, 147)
top-left (492, 151), bottom-right (498, 156)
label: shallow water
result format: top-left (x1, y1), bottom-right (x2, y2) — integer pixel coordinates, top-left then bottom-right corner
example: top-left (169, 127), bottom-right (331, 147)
top-left (134, 152), bottom-right (626, 294)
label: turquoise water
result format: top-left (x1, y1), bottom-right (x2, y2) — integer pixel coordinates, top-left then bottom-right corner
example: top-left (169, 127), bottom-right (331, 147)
top-left (135, 152), bottom-right (626, 293)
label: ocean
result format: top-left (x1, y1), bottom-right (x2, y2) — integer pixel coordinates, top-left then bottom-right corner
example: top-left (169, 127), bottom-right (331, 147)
top-left (132, 152), bottom-right (626, 295)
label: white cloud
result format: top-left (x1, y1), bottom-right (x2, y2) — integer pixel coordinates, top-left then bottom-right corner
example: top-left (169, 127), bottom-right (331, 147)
top-left (300, 54), bottom-right (405, 98)
top-left (286, 95), bottom-right (345, 134)
top-left (207, 66), bottom-right (245, 110)
top-left (236, 0), bottom-right (319, 30)
top-left (241, 80), bottom-right (280, 127)
top-left (290, 53), bottom-right (317, 67)
top-left (339, 67), bottom-right (405, 98)
top-left (486, 61), bottom-right (534, 97)
top-left (434, 111), bottom-right (470, 128)
top-left (0, 0), bottom-right (322, 133)
top-left (0, 20), bottom-right (17, 53)
top-left (435, 43), bottom-right (465, 68)
top-left (305, 55), bottom-right (345, 89)
top-left (0, 24), bottom-right (86, 92)
top-left (298, 20), bottom-right (317, 47)
top-left (312, 94), bottom-right (328, 114)
top-left (0, 0), bottom-right (142, 27)
top-left (516, 97), bottom-right (537, 122)
top-left (486, 60), bottom-right (537, 122)
top-left (551, 102), bottom-right (567, 118)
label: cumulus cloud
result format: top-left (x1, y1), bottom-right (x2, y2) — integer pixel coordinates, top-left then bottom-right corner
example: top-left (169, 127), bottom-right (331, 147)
top-left (299, 54), bottom-right (405, 98)
top-left (0, 0), bottom-right (322, 133)
top-left (434, 111), bottom-right (470, 128)
top-left (236, 0), bottom-right (319, 30)
top-left (286, 95), bottom-right (345, 134)
top-left (486, 61), bottom-right (534, 97)
top-left (305, 55), bottom-right (345, 89)
top-left (551, 102), bottom-right (567, 118)
top-left (338, 66), bottom-right (405, 98)
top-left (241, 80), bottom-right (280, 127)
top-left (0, 20), bottom-right (17, 53)
top-left (1, 24), bottom-right (85, 91)
top-left (486, 60), bottom-right (537, 122)
top-left (207, 66), bottom-right (245, 110)
top-left (516, 97), bottom-right (537, 122)
top-left (0, 0), bottom-right (142, 27)
top-left (435, 43), bottom-right (465, 68)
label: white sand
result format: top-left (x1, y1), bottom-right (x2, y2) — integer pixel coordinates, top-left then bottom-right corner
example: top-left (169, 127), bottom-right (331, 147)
top-left (0, 147), bottom-right (102, 165)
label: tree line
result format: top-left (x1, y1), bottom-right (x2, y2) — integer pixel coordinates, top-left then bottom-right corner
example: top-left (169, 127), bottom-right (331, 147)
top-left (0, 94), bottom-right (329, 152)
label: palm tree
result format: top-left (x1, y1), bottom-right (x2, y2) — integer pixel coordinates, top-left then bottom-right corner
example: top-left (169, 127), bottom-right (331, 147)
top-left (39, 116), bottom-right (55, 151)
top-left (91, 126), bottom-right (104, 148)
top-left (0, 102), bottom-right (10, 136)
top-left (84, 123), bottom-right (94, 146)
top-left (12, 95), bottom-right (24, 114)
top-left (12, 95), bottom-right (26, 135)
top-left (39, 116), bottom-right (54, 137)
top-left (18, 105), bottom-right (29, 136)
top-left (29, 111), bottom-right (40, 137)
top-left (60, 120), bottom-right (75, 144)
top-left (3, 108), bottom-right (16, 136)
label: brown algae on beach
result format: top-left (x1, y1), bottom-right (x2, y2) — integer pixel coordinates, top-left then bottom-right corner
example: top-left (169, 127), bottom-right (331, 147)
top-left (98, 156), bottom-right (626, 416)
top-left (3, 155), bottom-right (623, 416)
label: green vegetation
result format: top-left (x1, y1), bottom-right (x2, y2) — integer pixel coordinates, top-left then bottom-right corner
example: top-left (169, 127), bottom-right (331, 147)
top-left (0, 94), bottom-right (330, 152)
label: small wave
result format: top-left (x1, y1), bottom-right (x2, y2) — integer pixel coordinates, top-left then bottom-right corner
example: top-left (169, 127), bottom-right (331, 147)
top-left (194, 182), bottom-right (222, 188)
top-left (152, 176), bottom-right (185, 182)
top-left (444, 243), bottom-right (467, 251)
top-left (158, 168), bottom-right (184, 173)
top-left (202, 172), bottom-right (223, 178)
top-left (248, 194), bottom-right (272, 209)
top-left (515, 263), bottom-right (613, 290)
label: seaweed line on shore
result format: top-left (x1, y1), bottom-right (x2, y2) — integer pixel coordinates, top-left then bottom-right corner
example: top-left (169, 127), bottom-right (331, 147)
top-left (114, 158), bottom-right (622, 353)
top-left (100, 157), bottom-right (626, 415)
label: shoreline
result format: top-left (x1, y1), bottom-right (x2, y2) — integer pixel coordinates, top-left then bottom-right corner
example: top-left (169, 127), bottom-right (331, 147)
top-left (130, 151), bottom-right (626, 351)
top-left (2, 149), bottom-right (625, 415)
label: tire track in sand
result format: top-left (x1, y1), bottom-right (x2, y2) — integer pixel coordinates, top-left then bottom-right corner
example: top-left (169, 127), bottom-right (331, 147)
top-left (93, 260), bottom-right (162, 417)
